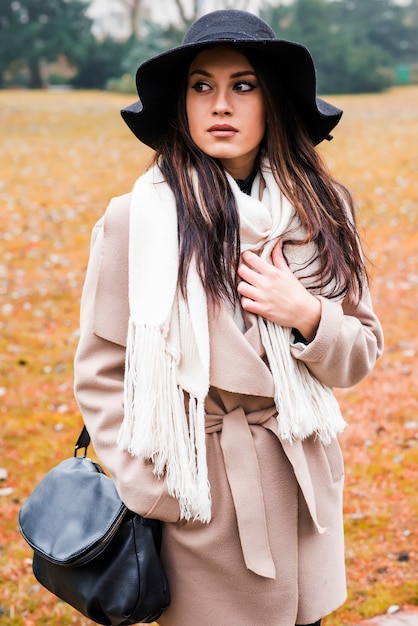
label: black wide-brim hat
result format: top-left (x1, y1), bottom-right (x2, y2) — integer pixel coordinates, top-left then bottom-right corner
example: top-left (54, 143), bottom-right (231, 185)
top-left (121, 9), bottom-right (342, 148)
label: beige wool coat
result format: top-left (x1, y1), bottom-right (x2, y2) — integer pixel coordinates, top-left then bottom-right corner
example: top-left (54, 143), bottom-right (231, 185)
top-left (74, 192), bottom-right (383, 626)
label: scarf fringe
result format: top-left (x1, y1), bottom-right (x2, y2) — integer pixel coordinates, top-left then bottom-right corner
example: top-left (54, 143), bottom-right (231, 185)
top-left (118, 320), bottom-right (211, 522)
top-left (259, 320), bottom-right (347, 444)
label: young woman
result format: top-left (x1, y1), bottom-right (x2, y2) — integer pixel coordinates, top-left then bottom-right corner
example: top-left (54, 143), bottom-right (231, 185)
top-left (74, 10), bottom-right (383, 626)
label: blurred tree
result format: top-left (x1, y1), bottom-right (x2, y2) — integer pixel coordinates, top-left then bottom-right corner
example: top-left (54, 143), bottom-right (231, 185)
top-left (331, 0), bottom-right (415, 64)
top-left (0, 0), bottom-right (93, 88)
top-left (122, 21), bottom-right (185, 75)
top-left (120, 0), bottom-right (143, 37)
top-left (260, 0), bottom-right (415, 93)
top-left (71, 36), bottom-right (132, 89)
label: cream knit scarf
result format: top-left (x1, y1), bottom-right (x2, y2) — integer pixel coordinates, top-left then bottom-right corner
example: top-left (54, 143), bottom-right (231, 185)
top-left (118, 160), bottom-right (347, 523)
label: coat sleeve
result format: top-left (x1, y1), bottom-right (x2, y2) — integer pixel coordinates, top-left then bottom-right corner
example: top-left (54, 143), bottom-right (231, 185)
top-left (73, 194), bottom-right (180, 522)
top-left (290, 288), bottom-right (383, 388)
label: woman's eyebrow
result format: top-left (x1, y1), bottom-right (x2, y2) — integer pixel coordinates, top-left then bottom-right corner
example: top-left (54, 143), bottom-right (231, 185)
top-left (189, 69), bottom-right (257, 78)
top-left (231, 70), bottom-right (257, 78)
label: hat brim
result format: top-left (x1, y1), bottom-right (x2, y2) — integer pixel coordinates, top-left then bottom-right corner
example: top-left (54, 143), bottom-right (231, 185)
top-left (121, 39), bottom-right (342, 148)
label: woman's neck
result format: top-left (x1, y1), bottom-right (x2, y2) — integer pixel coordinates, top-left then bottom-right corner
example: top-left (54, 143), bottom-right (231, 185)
top-left (220, 149), bottom-right (260, 180)
top-left (235, 168), bottom-right (258, 195)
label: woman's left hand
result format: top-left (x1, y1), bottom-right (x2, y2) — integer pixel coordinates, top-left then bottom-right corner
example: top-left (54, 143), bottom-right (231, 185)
top-left (237, 240), bottom-right (321, 342)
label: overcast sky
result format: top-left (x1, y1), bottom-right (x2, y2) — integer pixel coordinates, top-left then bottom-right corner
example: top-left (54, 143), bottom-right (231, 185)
top-left (148, 0), bottom-right (267, 22)
top-left (88, 0), bottom-right (414, 37)
top-left (151, 0), bottom-right (412, 16)
top-left (146, 0), bottom-right (412, 24)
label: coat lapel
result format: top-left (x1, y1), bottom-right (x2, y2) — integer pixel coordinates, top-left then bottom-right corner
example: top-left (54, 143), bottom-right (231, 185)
top-left (208, 305), bottom-right (275, 398)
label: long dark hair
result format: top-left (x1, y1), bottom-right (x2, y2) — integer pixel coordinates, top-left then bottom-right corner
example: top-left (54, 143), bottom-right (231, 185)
top-left (151, 47), bottom-right (367, 306)
top-left (154, 80), bottom-right (240, 306)
top-left (250, 50), bottom-right (367, 301)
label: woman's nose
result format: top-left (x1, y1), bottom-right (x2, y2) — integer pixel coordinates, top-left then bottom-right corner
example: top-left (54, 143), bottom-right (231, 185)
top-left (212, 89), bottom-right (232, 116)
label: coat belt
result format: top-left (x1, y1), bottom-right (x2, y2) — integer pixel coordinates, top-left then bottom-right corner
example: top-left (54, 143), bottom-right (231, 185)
top-left (205, 406), bottom-right (278, 579)
top-left (205, 406), bottom-right (327, 580)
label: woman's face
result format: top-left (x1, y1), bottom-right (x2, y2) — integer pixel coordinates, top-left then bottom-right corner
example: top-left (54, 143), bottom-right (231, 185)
top-left (186, 46), bottom-right (266, 179)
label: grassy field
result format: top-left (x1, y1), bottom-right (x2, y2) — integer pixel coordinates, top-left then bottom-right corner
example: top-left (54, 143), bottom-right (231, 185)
top-left (0, 87), bottom-right (417, 625)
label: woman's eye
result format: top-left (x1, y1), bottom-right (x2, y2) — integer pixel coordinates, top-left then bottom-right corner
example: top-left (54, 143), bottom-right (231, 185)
top-left (191, 81), bottom-right (211, 93)
top-left (234, 81), bottom-right (256, 92)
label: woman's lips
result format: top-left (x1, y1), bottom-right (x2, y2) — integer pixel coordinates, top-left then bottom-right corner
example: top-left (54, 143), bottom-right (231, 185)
top-left (208, 124), bottom-right (238, 137)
